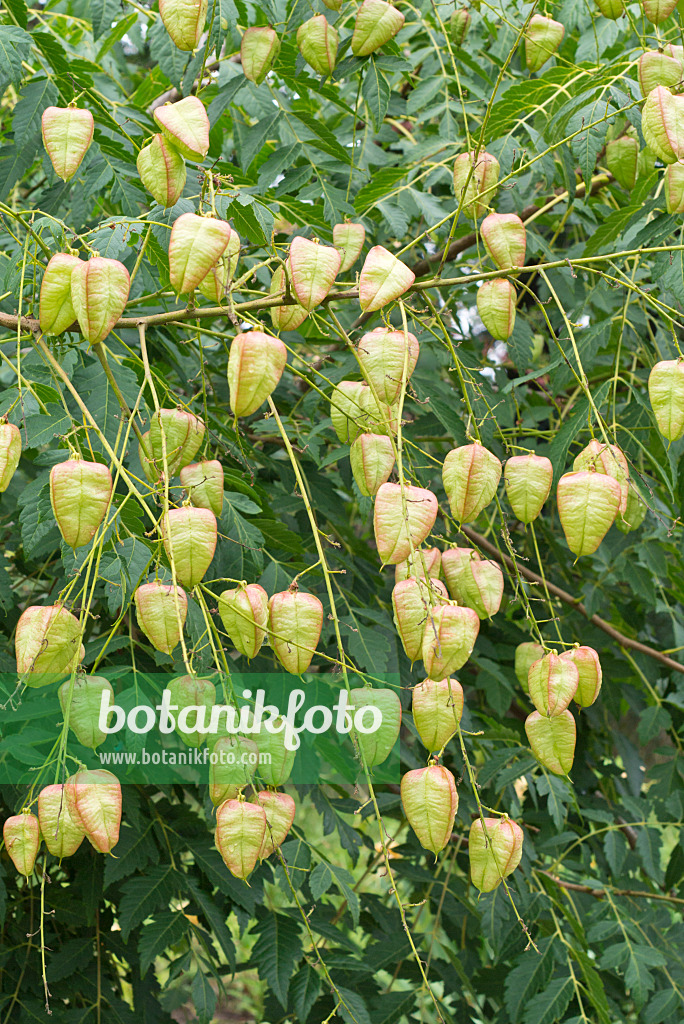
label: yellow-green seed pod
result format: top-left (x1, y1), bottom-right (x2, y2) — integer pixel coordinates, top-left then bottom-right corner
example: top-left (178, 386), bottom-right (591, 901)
top-left (527, 651), bottom-right (579, 716)
top-left (137, 134), bottom-right (186, 208)
top-left (268, 590), bottom-right (324, 675)
top-left (349, 686), bottom-right (402, 768)
top-left (297, 15), bottom-right (339, 76)
top-left (469, 816), bottom-right (524, 892)
top-left (616, 482), bottom-right (648, 533)
top-left (514, 641), bottom-right (544, 694)
top-left (153, 96), bottom-right (210, 161)
top-left (41, 106), bottom-right (94, 181)
top-left (159, 0), bottom-right (208, 50)
top-left (241, 27), bottom-right (281, 85)
top-left (638, 51), bottom-right (682, 98)
top-left (255, 717), bottom-right (297, 786)
top-left (373, 482), bottom-right (439, 565)
top-left (481, 213), bottom-right (526, 270)
top-left (218, 584), bottom-right (269, 659)
top-left (358, 246), bottom-right (415, 311)
top-left (357, 327), bottom-right (420, 404)
top-left (665, 162), bottom-right (684, 213)
top-left (15, 605), bottom-right (82, 685)
top-left (38, 785), bottom-right (85, 858)
top-left (556, 470), bottom-right (621, 556)
top-left (269, 263), bottom-right (309, 332)
top-left (162, 506), bottom-right (217, 589)
top-left (0, 421), bottom-right (21, 492)
top-left (395, 547), bottom-right (441, 584)
top-left (257, 791), bottom-right (296, 858)
top-left (560, 646), bottom-right (602, 707)
top-left (333, 222), bottom-right (365, 272)
top-left (573, 440), bottom-right (629, 515)
top-left (70, 257), bottom-right (130, 346)
top-left (50, 458), bottom-right (112, 549)
top-left (422, 604), bottom-right (480, 678)
top-left (412, 677), bottom-right (463, 752)
top-left (641, 86), bottom-right (684, 164)
top-left (228, 330), bottom-right (287, 417)
top-left (504, 453), bottom-right (553, 523)
top-left (352, 0), bottom-right (404, 55)
top-left (169, 213), bottom-right (233, 295)
top-left (392, 577), bottom-right (449, 663)
top-left (642, 0), bottom-right (678, 25)
top-left (59, 675), bottom-right (114, 749)
top-left (39, 253), bottom-right (80, 336)
top-left (148, 407), bottom-right (205, 479)
top-left (350, 433), bottom-right (395, 496)
top-left (210, 736), bottom-right (259, 805)
top-left (477, 279), bottom-right (516, 340)
top-left (648, 359), bottom-right (684, 441)
top-left (357, 386), bottom-right (398, 436)
top-left (442, 442), bottom-right (502, 523)
top-left (401, 765), bottom-right (458, 854)
top-left (453, 150), bottom-right (500, 218)
top-left (524, 14), bottom-right (564, 73)
top-left (134, 582), bottom-right (187, 655)
top-left (180, 460), bottom-right (224, 516)
top-left (65, 769), bottom-right (122, 853)
top-left (605, 137), bottom-right (638, 189)
top-left (525, 709), bottom-right (576, 775)
top-left (288, 236), bottom-right (341, 310)
top-left (595, 0), bottom-right (624, 16)
top-left (3, 814), bottom-right (40, 875)
top-left (330, 381), bottom-right (365, 443)
top-left (216, 798), bottom-right (267, 879)
top-left (167, 674), bottom-right (216, 747)
top-left (198, 228), bottom-right (240, 302)
top-left (450, 8), bottom-right (470, 45)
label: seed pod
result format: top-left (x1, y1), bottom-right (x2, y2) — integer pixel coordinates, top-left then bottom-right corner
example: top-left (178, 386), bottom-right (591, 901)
top-left (595, 0), bottom-right (624, 16)
top-left (481, 213), bottom-right (526, 270)
top-left (504, 453), bottom-right (553, 523)
top-left (227, 330), bottom-right (287, 417)
top-left (524, 14), bottom-right (564, 73)
top-left (159, 0), bottom-right (207, 49)
top-left (330, 381), bottom-right (365, 443)
top-left (153, 96), bottom-right (210, 161)
top-left (297, 15), bottom-right (338, 76)
top-left (642, 0), bottom-right (678, 24)
top-left (560, 646), bottom-right (602, 707)
top-left (400, 765), bottom-right (458, 854)
top-left (466, 559), bottom-right (504, 620)
top-left (162, 506), bottom-right (217, 589)
top-left (50, 458), bottom-right (112, 549)
top-left (441, 547), bottom-right (477, 604)
top-left (557, 471), bottom-right (621, 556)
top-left (257, 791), bottom-right (296, 858)
top-left (358, 246), bottom-right (415, 312)
top-left (65, 769), bottom-right (122, 853)
top-left (270, 263), bottom-right (309, 332)
top-left (665, 162), bottom-right (684, 213)
top-left (137, 134), bottom-right (186, 208)
top-left (0, 421), bottom-right (21, 492)
top-left (218, 584), bottom-right (269, 658)
top-left (134, 582), bottom-right (187, 654)
top-left (38, 785), bottom-right (85, 858)
top-left (393, 577), bottom-right (449, 662)
top-left (527, 652), bottom-right (578, 716)
top-left (514, 641), bottom-right (544, 694)
top-left (442, 442), bottom-right (502, 523)
top-left (638, 52), bottom-right (682, 98)
top-left (268, 590), bottom-right (324, 675)
top-left (395, 547), bottom-right (441, 583)
top-left (210, 736), bottom-right (259, 805)
top-left (58, 675), bottom-right (114, 749)
top-left (288, 236), bottom-right (341, 310)
top-left (641, 86), bottom-right (684, 164)
top-left (241, 27), bottom-right (281, 85)
top-left (41, 106), bottom-right (94, 181)
top-left (373, 482), bottom-right (438, 565)
top-left (476, 279), bottom-right (516, 341)
top-left (3, 814), bottom-right (40, 875)
top-left (573, 440), bottom-right (629, 515)
top-left (352, 0), bottom-right (405, 55)
top-left (39, 253), bottom-right (80, 335)
top-left (357, 328), bottom-right (420, 404)
top-left (321, 0), bottom-right (342, 9)
top-left (412, 677), bottom-right (463, 752)
top-left (605, 137), bottom-right (639, 189)
top-left (525, 710), bottom-right (576, 775)
top-left (649, 359), bottom-right (684, 441)
top-left (70, 257), bottom-right (130, 345)
top-left (198, 228), bottom-right (240, 302)
top-left (167, 674), bottom-right (215, 747)
top-left (169, 213), bottom-right (232, 295)
top-left (349, 686), bottom-right (402, 767)
top-left (215, 798), bottom-right (267, 879)
top-left (350, 433), bottom-right (395, 496)
top-left (616, 482), bottom-right (648, 533)
top-left (333, 222), bottom-right (366, 272)
top-left (469, 817), bottom-right (524, 892)
top-left (148, 408), bottom-right (205, 478)
top-left (453, 150), bottom-right (500, 219)
top-left (180, 460), bottom-right (224, 516)
top-left (255, 717), bottom-right (297, 785)
top-left (16, 605), bottom-right (82, 684)
top-left (422, 604), bottom-right (480, 678)
top-left (358, 385), bottom-right (398, 436)
top-left (450, 8), bottom-right (470, 45)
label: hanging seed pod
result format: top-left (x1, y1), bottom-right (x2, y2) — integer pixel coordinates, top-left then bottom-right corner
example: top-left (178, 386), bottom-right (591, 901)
top-left (137, 134), bottom-right (186, 208)
top-left (358, 246), bottom-right (415, 312)
top-left (469, 817), bottom-right (524, 893)
top-left (443, 442), bottom-right (502, 523)
top-left (50, 458), bottom-right (113, 549)
top-left (38, 785), bottom-right (85, 858)
top-left (333, 222), bottom-right (366, 272)
top-left (476, 279), bottom-right (516, 341)
top-left (330, 381), bottom-right (365, 443)
top-left (41, 106), bottom-right (94, 181)
top-left (504, 452), bottom-right (554, 523)
top-left (70, 257), bottom-right (130, 346)
top-left (167, 674), bottom-right (215, 747)
top-left (527, 651), bottom-right (579, 716)
top-left (16, 605), bottom-right (82, 684)
top-left (641, 86), bottom-right (684, 164)
top-left (180, 460), bottom-right (224, 516)
top-left (393, 577), bottom-right (449, 663)
top-left (198, 228), bottom-right (240, 302)
top-left (270, 264), bottom-right (309, 332)
top-left (241, 27), bottom-right (281, 85)
top-left (215, 798), bottom-right (267, 879)
top-left (605, 137), bottom-right (639, 189)
top-left (441, 547), bottom-right (478, 604)
top-left (638, 52), bottom-right (682, 98)
top-left (268, 590), bottom-right (324, 675)
top-left (395, 547), bottom-right (441, 583)
top-left (350, 433), bottom-right (395, 496)
top-left (453, 150), bottom-right (500, 219)
top-left (39, 253), bottom-right (80, 336)
top-left (65, 769), bottom-right (122, 853)
top-left (139, 431), bottom-right (156, 483)
top-left (58, 675), bottom-right (114, 749)
top-left (573, 440), bottom-right (629, 515)
top-left (352, 0), bottom-right (405, 55)
top-left (412, 677), bottom-right (463, 752)
top-left (159, 0), bottom-right (207, 49)
top-left (169, 213), bottom-right (232, 294)
top-left (162, 506), bottom-right (217, 589)
top-left (257, 791), bottom-right (296, 859)
top-left (210, 736), bottom-right (259, 805)
top-left (665, 162), bottom-right (684, 213)
top-left (556, 471), bottom-right (621, 556)
top-left (596, 0), bottom-right (624, 16)
top-left (422, 604), bottom-right (480, 678)
top-left (3, 814), bottom-right (40, 875)
top-left (0, 421), bottom-right (21, 492)
top-left (467, 559), bottom-right (504, 620)
top-left (373, 482), bottom-right (438, 565)
top-left (616, 482), bottom-right (648, 533)
top-left (288, 236), bottom-right (341, 310)
top-left (297, 15), bottom-right (339, 76)
top-left (642, 0), bottom-right (678, 24)
top-left (227, 330), bottom-right (287, 417)
top-left (400, 765), bottom-right (458, 854)
top-left (255, 717), bottom-right (297, 785)
top-left (514, 641), bottom-right (545, 694)
top-left (134, 582), bottom-right (187, 654)
top-left (349, 687), bottom-right (402, 768)
top-left (561, 646), bottom-right (602, 707)
top-left (481, 213), bottom-right (526, 270)
top-left (525, 710), bottom-right (576, 775)
top-left (148, 407), bottom-right (205, 477)
top-left (358, 385), bottom-right (398, 436)
top-left (450, 8), bottom-right (470, 45)
top-left (218, 584), bottom-right (269, 658)
top-left (648, 359), bottom-right (684, 441)
top-left (524, 14), bottom-right (564, 72)
top-left (357, 328), bottom-right (420, 404)
top-left (321, 0), bottom-right (342, 9)
top-left (154, 96), bottom-right (210, 161)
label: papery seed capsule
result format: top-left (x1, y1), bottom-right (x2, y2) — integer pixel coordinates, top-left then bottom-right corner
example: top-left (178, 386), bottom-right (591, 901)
top-left (573, 440), bottom-right (629, 514)
top-left (452, 150), bottom-right (500, 219)
top-left (441, 547), bottom-right (478, 604)
top-left (321, 0), bottom-right (342, 9)
top-left (227, 330), bottom-right (287, 417)
top-left (665, 162), bottom-right (684, 213)
top-left (257, 792), bottom-right (296, 858)
top-left (477, 279), bottom-right (516, 340)
top-left (218, 584), bottom-right (269, 658)
top-left (270, 264), bottom-right (309, 332)
top-left (481, 213), bottom-right (526, 270)
top-left (350, 433), bottom-right (395, 496)
top-left (524, 14), bottom-right (564, 73)
top-left (349, 686), bottom-right (402, 768)
top-left (412, 677), bottom-right (463, 752)
top-left (50, 458), bottom-right (113, 549)
top-left (642, 86), bottom-right (684, 164)
top-left (527, 651), bottom-right (578, 716)
top-left (169, 213), bottom-right (232, 294)
top-left (268, 590), bottom-right (324, 675)
top-left (297, 15), bottom-right (339, 76)
top-left (358, 246), bottom-right (415, 312)
top-left (616, 482), bottom-right (648, 533)
top-left (442, 442), bottom-right (502, 523)
top-left (648, 359), bottom-right (684, 441)
top-left (288, 236), bottom-right (341, 310)
top-left (395, 547), bottom-right (441, 583)
top-left (3, 814), bottom-right (40, 875)
top-left (373, 482), bottom-right (439, 565)
top-left (556, 471), bottom-right (621, 556)
top-left (450, 7), bottom-right (470, 45)
top-left (401, 765), bottom-right (458, 854)
top-left (392, 577), bottom-right (449, 662)
top-left (180, 460), bottom-right (224, 516)
top-left (352, 0), bottom-right (405, 55)
top-left (642, 0), bottom-right (678, 24)
top-left (0, 421), bottom-right (21, 492)
top-left (560, 646), bottom-right (602, 707)
top-left (526, 709), bottom-right (576, 775)
top-left (159, 0), bottom-right (208, 50)
top-left (241, 27), bottom-right (281, 85)
top-left (357, 327), bottom-right (420, 404)
top-left (65, 769), bottom-right (122, 853)
top-left (154, 96), bottom-right (210, 161)
top-left (333, 222), bottom-right (366, 272)
top-left (16, 605), bottom-right (82, 684)
top-left (39, 254), bottom-right (80, 336)
top-left (167, 674), bottom-right (216, 747)
top-left (210, 736), bottom-right (259, 805)
top-left (70, 257), bottom-right (130, 346)
top-left (504, 452), bottom-right (553, 523)
top-left (422, 604), bottom-right (480, 678)
top-left (638, 51), bottom-right (682, 98)
top-left (137, 134), bottom-right (186, 208)
top-left (467, 559), bottom-right (504, 619)
top-left (255, 717), bottom-right (297, 785)
top-left (148, 407), bottom-right (205, 477)
top-left (469, 816), bottom-right (524, 892)
top-left (41, 106), bottom-right (94, 181)
top-left (38, 785), bottom-right (85, 858)
top-left (595, 0), bottom-right (624, 16)
top-left (330, 381), bottom-right (365, 443)
top-left (134, 582), bottom-right (187, 654)
top-left (514, 641), bottom-right (544, 694)
top-left (215, 798), bottom-right (267, 879)
top-left (58, 675), bottom-right (114, 749)
top-left (162, 506), bottom-right (217, 589)
top-left (605, 137), bottom-right (639, 189)
top-left (198, 228), bottom-right (240, 302)
top-left (358, 385), bottom-right (398, 436)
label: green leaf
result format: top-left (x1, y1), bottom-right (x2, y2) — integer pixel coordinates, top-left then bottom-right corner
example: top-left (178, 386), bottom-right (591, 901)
top-left (138, 910), bottom-right (188, 977)
top-left (192, 970), bottom-right (217, 1024)
top-left (289, 964), bottom-right (321, 1023)
top-left (362, 63), bottom-right (391, 130)
top-left (252, 913), bottom-right (303, 1007)
top-left (118, 865), bottom-right (178, 939)
top-left (522, 975), bottom-right (574, 1024)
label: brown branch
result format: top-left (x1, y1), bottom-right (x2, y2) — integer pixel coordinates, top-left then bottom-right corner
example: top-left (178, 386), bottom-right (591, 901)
top-left (538, 871), bottom-right (684, 906)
